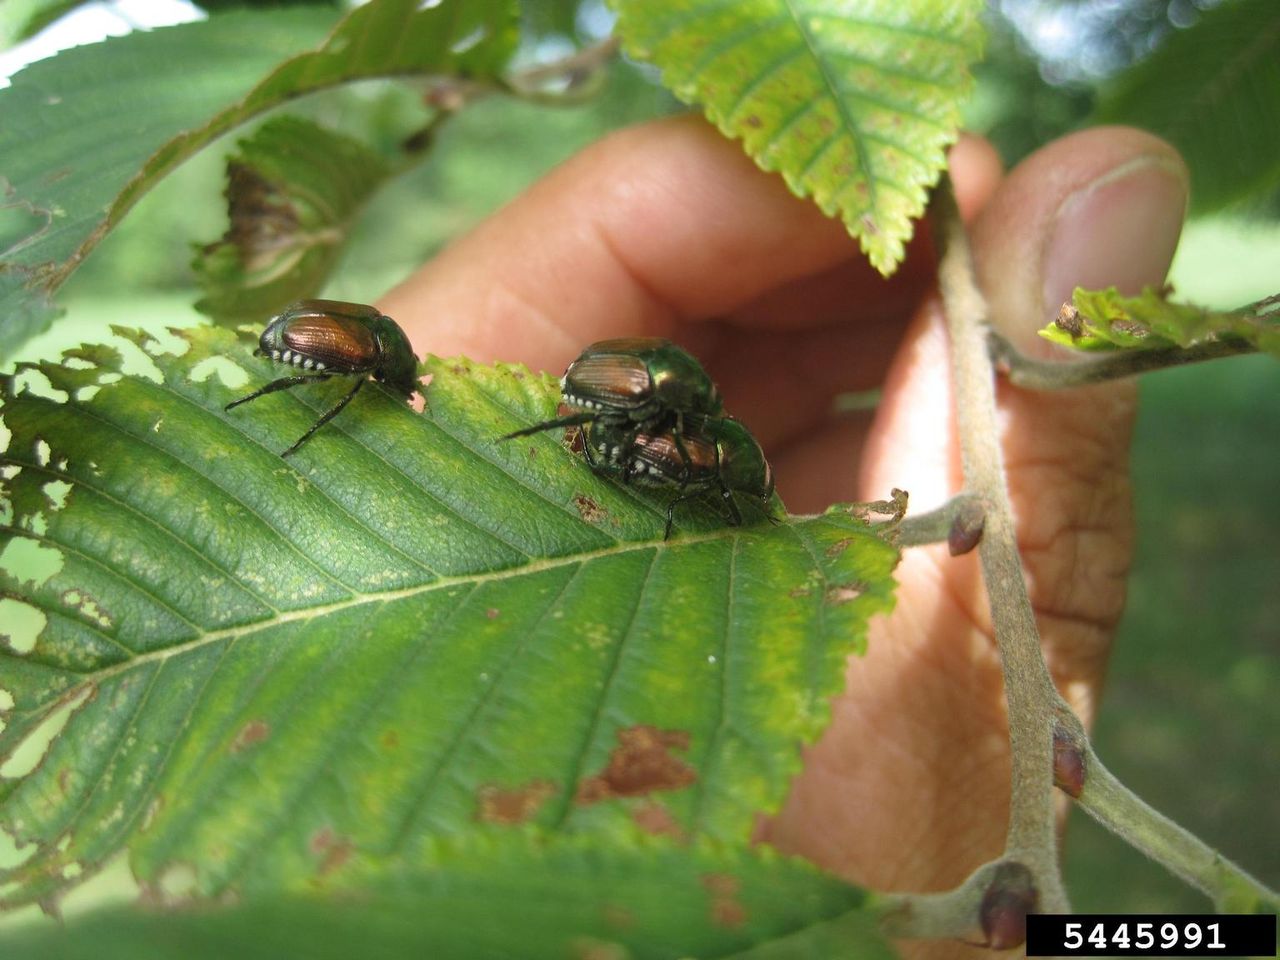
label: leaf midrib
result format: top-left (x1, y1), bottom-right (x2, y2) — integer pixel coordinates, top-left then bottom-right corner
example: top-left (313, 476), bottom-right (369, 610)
top-left (780, 0), bottom-right (878, 212)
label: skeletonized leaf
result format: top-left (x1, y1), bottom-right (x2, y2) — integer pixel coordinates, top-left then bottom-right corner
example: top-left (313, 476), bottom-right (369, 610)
top-left (0, 325), bottom-right (900, 909)
top-left (1041, 286), bottom-right (1280, 358)
top-left (193, 117), bottom-right (392, 324)
top-left (0, 0), bottom-right (517, 355)
top-left (607, 0), bottom-right (986, 275)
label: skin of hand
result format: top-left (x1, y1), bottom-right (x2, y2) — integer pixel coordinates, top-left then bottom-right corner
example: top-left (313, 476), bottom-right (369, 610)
top-left (378, 116), bottom-right (1188, 954)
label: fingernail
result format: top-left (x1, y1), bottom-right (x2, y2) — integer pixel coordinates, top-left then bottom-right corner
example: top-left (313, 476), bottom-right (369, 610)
top-left (1042, 157), bottom-right (1188, 325)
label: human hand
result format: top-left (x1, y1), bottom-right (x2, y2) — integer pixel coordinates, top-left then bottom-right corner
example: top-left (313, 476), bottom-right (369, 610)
top-left (378, 116), bottom-right (1188, 955)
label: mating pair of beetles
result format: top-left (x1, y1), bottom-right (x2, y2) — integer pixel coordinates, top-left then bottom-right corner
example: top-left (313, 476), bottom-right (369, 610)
top-left (227, 299), bottom-right (775, 539)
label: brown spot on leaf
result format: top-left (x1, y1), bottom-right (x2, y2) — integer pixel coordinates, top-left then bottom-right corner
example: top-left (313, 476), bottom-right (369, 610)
top-left (381, 729), bottom-right (400, 750)
top-left (602, 903), bottom-right (635, 931)
top-left (576, 726), bottom-right (697, 804)
top-left (57, 767), bottom-right (71, 796)
top-left (309, 826), bottom-right (354, 876)
top-left (486, 608), bottom-right (500, 620)
top-left (475, 780), bottom-right (556, 824)
top-left (1110, 318), bottom-right (1150, 338)
top-left (824, 537), bottom-right (853, 558)
top-left (230, 719), bottom-right (270, 753)
top-left (825, 582), bottom-right (863, 605)
top-left (701, 873), bottom-right (748, 928)
top-left (573, 494), bottom-right (607, 525)
top-left (631, 801), bottom-right (685, 840)
top-left (43, 167), bottom-right (73, 185)
top-left (744, 114), bottom-right (762, 128)
top-left (788, 584), bottom-right (812, 598)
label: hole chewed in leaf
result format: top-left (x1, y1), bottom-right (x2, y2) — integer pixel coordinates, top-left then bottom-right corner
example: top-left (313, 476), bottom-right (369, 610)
top-left (701, 872), bottom-right (748, 929)
top-left (576, 725), bottom-right (697, 804)
top-left (824, 582), bottom-right (864, 606)
top-left (229, 719), bottom-right (271, 754)
top-left (60, 590), bottom-right (112, 630)
top-left (475, 780), bottom-right (556, 825)
top-left (0, 597), bottom-right (46, 654)
top-left (189, 356), bottom-right (248, 389)
top-left (0, 684), bottom-right (94, 779)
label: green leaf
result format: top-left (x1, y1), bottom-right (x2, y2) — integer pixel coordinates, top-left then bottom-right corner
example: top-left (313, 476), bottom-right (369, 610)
top-left (607, 0), bottom-right (985, 275)
top-left (0, 0), bottom-right (517, 356)
top-left (1039, 286), bottom-right (1280, 358)
top-left (1095, 0), bottom-right (1280, 214)
top-left (193, 117), bottom-right (393, 324)
top-left (0, 837), bottom-right (892, 959)
top-left (0, 325), bottom-right (900, 909)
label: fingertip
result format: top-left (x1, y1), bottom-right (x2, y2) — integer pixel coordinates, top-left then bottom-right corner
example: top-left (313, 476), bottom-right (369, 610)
top-left (971, 126), bottom-right (1188, 359)
top-left (949, 134), bottom-right (1003, 222)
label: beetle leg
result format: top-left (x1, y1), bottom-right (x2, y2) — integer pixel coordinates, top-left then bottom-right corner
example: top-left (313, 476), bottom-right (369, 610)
top-left (671, 413), bottom-right (693, 483)
top-left (281, 378), bottom-right (365, 458)
top-left (500, 411), bottom-right (596, 440)
top-left (225, 374), bottom-right (331, 411)
top-left (710, 433), bottom-right (742, 527)
top-left (662, 489), bottom-right (707, 541)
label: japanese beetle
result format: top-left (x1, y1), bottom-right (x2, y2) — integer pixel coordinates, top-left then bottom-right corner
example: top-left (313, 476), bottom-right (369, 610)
top-left (501, 338), bottom-right (722, 472)
top-left (225, 299), bottom-right (419, 457)
top-left (585, 416), bottom-right (775, 540)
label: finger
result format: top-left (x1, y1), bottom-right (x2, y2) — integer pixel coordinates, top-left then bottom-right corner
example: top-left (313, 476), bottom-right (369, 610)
top-left (974, 125), bottom-right (1188, 360)
top-left (379, 118), bottom-right (998, 376)
top-left (379, 114), bottom-right (852, 370)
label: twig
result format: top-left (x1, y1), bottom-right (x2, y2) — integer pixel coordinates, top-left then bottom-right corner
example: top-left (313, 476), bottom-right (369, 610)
top-left (990, 333), bottom-right (1257, 390)
top-left (1065, 725), bottom-right (1280, 912)
top-left (932, 179), bottom-right (1070, 910)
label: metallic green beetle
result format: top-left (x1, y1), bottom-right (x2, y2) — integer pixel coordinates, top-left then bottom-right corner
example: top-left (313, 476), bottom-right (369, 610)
top-left (225, 299), bottom-right (418, 457)
top-left (501, 337), bottom-right (722, 472)
top-left (584, 416), bottom-right (775, 539)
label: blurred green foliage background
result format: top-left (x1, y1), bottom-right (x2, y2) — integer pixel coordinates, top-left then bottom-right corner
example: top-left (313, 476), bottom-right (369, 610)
top-left (3, 0), bottom-right (1277, 919)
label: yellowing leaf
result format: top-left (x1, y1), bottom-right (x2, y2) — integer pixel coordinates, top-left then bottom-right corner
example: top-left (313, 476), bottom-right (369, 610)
top-left (609, 0), bottom-right (985, 274)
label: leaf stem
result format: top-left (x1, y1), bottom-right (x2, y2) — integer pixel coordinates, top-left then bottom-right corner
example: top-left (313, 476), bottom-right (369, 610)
top-left (932, 179), bottom-right (1069, 912)
top-left (990, 333), bottom-right (1257, 390)
top-left (1074, 742), bottom-right (1280, 913)
top-left (895, 493), bottom-right (982, 550)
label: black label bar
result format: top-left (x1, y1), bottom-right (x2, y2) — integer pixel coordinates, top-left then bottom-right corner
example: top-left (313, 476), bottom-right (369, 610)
top-left (1026, 914), bottom-right (1276, 956)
